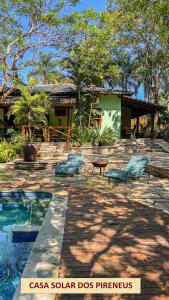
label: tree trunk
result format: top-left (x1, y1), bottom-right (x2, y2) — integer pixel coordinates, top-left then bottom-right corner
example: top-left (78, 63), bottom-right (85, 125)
top-left (153, 72), bottom-right (158, 104)
top-left (27, 113), bottom-right (31, 144)
top-left (28, 122), bottom-right (31, 144)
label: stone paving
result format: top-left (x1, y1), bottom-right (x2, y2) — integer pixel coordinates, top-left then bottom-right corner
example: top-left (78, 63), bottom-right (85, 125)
top-left (0, 158), bottom-right (169, 300)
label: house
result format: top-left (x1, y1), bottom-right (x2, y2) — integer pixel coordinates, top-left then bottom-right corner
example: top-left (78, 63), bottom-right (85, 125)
top-left (0, 84), bottom-right (166, 143)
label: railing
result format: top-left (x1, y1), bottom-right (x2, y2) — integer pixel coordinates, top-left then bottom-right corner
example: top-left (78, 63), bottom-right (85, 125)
top-left (0, 125), bottom-right (22, 140)
top-left (0, 125), bottom-right (71, 144)
top-left (45, 126), bottom-right (70, 145)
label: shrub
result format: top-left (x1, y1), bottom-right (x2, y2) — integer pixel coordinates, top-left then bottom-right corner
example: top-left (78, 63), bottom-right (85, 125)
top-left (163, 125), bottom-right (169, 141)
top-left (6, 128), bottom-right (22, 154)
top-left (71, 127), bottom-right (97, 146)
top-left (9, 83), bottom-right (50, 143)
top-left (0, 140), bottom-right (16, 163)
top-left (158, 125), bottom-right (169, 141)
top-left (71, 126), bottom-right (117, 146)
top-left (97, 127), bottom-right (117, 146)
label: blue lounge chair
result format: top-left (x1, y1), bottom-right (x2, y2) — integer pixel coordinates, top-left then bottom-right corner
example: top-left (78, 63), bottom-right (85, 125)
top-left (55, 153), bottom-right (85, 177)
top-left (104, 156), bottom-right (150, 183)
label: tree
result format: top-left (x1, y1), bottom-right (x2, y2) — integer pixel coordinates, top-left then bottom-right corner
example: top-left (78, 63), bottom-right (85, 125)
top-left (107, 0), bottom-right (169, 103)
top-left (28, 52), bottom-right (64, 84)
top-left (9, 79), bottom-right (50, 143)
top-left (106, 50), bottom-right (142, 94)
top-left (61, 10), bottom-right (120, 129)
top-left (0, 0), bottom-right (79, 101)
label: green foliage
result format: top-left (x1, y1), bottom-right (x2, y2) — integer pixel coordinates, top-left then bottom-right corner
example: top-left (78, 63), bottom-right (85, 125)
top-left (96, 127), bottom-right (117, 146)
top-left (9, 84), bottom-right (50, 126)
top-left (9, 81), bottom-right (50, 143)
top-left (6, 128), bottom-right (22, 154)
top-left (28, 53), bottom-right (64, 84)
top-left (163, 126), bottom-right (169, 141)
top-left (159, 111), bottom-right (169, 126)
top-left (62, 25), bottom-right (119, 88)
top-left (156, 125), bottom-right (169, 141)
top-left (72, 94), bottom-right (96, 130)
top-left (0, 0), bottom-right (80, 99)
top-left (0, 140), bottom-right (16, 163)
top-left (1, 0), bottom-right (168, 107)
top-left (61, 10), bottom-right (120, 128)
top-left (71, 126), bottom-right (117, 146)
top-left (107, 0), bottom-right (169, 102)
top-left (156, 112), bottom-right (169, 141)
top-left (71, 126), bottom-right (97, 146)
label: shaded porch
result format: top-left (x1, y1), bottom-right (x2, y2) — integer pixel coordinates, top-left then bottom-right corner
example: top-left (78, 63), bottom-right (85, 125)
top-left (121, 96), bottom-right (165, 139)
top-left (0, 105), bottom-right (73, 144)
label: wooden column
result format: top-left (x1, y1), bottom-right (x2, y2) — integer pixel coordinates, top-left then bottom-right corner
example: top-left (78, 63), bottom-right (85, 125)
top-left (44, 126), bottom-right (48, 143)
top-left (47, 127), bottom-right (50, 143)
top-left (22, 126), bottom-right (25, 144)
top-left (67, 107), bottom-right (71, 145)
top-left (136, 116), bottom-right (139, 138)
top-left (151, 110), bottom-right (155, 139)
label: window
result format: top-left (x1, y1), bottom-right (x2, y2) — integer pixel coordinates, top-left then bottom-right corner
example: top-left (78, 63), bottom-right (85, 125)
top-left (55, 108), bottom-right (66, 116)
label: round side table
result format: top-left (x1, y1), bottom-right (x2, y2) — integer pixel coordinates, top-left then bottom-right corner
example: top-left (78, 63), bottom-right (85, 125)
top-left (91, 160), bottom-right (108, 175)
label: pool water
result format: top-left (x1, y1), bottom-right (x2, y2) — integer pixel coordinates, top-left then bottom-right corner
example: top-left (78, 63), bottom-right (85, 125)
top-left (0, 192), bottom-right (52, 300)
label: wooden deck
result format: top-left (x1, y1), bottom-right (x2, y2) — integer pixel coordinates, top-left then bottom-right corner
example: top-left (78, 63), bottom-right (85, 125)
top-left (57, 187), bottom-right (169, 300)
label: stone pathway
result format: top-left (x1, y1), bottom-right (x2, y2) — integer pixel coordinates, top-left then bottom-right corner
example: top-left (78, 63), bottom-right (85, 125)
top-left (154, 139), bottom-right (169, 153)
top-left (58, 187), bottom-right (169, 300)
top-left (0, 161), bottom-right (169, 300)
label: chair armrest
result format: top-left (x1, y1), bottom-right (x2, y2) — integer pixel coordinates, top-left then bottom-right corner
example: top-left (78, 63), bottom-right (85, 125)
top-left (57, 160), bottom-right (67, 166)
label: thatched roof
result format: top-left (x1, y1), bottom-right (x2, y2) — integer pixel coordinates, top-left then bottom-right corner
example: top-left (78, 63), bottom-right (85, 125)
top-left (33, 84), bottom-right (133, 96)
top-left (1, 84), bottom-right (166, 111)
top-left (0, 84), bottom-right (133, 106)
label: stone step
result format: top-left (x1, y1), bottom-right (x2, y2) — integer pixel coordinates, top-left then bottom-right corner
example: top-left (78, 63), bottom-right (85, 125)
top-left (35, 139), bottom-right (169, 156)
top-left (38, 152), bottom-right (56, 157)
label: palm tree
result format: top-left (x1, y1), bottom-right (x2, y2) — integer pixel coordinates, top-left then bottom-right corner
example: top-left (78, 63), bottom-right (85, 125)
top-left (28, 53), bottom-right (64, 84)
top-left (9, 84), bottom-right (50, 143)
top-left (106, 51), bottom-right (141, 94)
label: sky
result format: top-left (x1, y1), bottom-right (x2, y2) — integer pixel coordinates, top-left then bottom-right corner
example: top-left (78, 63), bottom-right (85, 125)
top-left (76, 0), bottom-right (107, 11)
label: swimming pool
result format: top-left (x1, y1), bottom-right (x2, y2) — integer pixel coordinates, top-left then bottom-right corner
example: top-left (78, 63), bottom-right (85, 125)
top-left (0, 191), bottom-right (52, 300)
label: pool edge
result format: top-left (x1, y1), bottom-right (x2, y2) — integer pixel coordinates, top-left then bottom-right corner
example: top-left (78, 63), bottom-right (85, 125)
top-left (0, 188), bottom-right (68, 300)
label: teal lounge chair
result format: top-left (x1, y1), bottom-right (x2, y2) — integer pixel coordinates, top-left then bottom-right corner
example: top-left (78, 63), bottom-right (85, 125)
top-left (55, 153), bottom-right (84, 177)
top-left (104, 156), bottom-right (150, 183)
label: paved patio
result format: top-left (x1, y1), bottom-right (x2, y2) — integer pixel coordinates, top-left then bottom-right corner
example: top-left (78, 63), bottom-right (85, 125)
top-left (0, 159), bottom-right (169, 300)
top-left (58, 185), bottom-right (169, 300)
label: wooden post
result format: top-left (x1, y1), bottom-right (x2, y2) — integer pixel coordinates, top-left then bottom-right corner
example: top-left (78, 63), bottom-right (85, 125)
top-left (151, 110), bottom-right (155, 139)
top-left (22, 126), bottom-right (25, 144)
top-left (136, 116), bottom-right (139, 138)
top-left (47, 127), bottom-right (50, 143)
top-left (67, 107), bottom-right (71, 145)
top-left (44, 126), bottom-right (48, 142)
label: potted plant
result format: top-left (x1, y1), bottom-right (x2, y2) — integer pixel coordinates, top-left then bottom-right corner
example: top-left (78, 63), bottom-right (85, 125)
top-left (9, 79), bottom-right (50, 162)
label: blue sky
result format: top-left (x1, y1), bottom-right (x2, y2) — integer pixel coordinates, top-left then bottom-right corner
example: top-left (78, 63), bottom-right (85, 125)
top-left (76, 0), bottom-right (107, 11)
